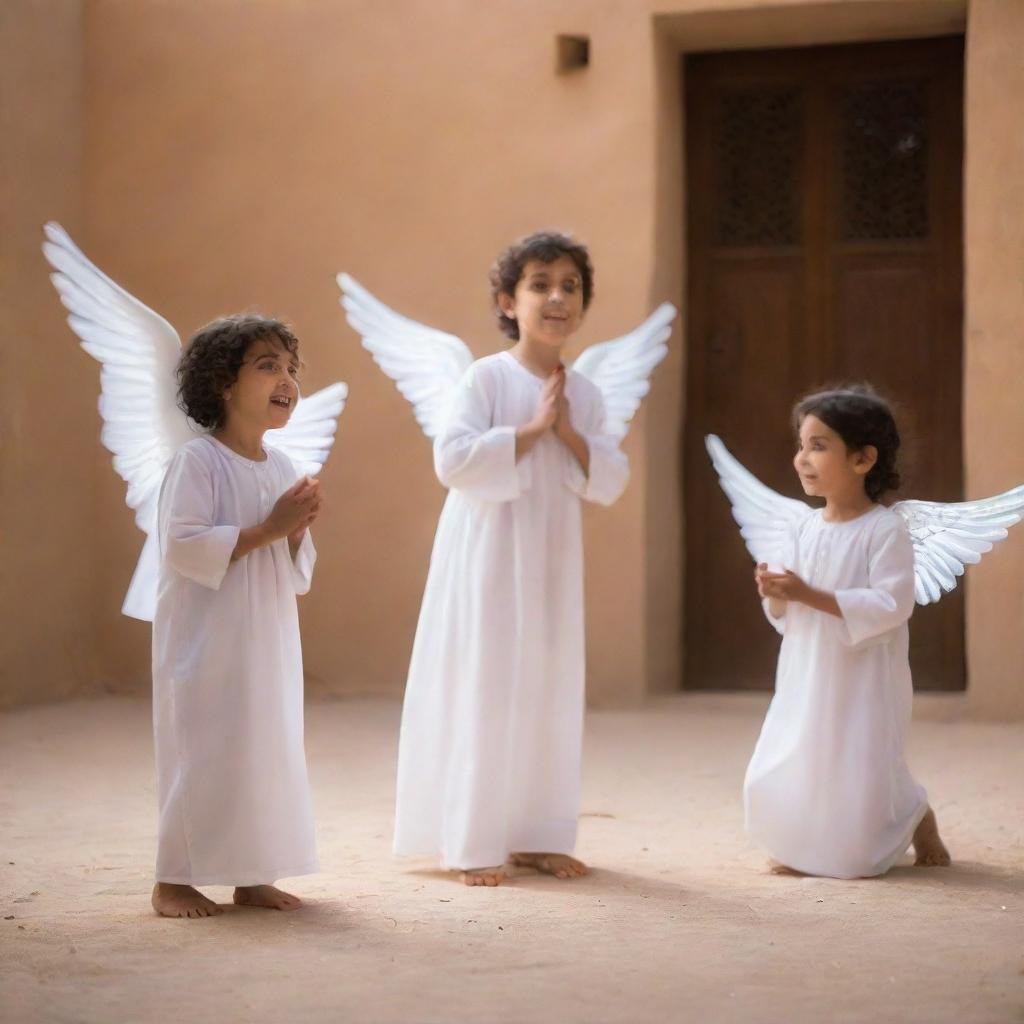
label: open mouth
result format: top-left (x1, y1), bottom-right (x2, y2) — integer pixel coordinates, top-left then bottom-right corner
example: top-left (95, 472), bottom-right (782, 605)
top-left (270, 395), bottom-right (293, 409)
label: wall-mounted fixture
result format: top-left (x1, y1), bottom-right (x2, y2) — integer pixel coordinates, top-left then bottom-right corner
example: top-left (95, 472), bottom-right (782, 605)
top-left (556, 34), bottom-right (590, 73)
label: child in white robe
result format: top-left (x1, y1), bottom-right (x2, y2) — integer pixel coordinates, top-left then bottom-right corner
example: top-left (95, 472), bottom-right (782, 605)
top-left (394, 232), bottom-right (630, 886)
top-left (151, 315), bottom-right (324, 918)
top-left (748, 385), bottom-right (950, 879)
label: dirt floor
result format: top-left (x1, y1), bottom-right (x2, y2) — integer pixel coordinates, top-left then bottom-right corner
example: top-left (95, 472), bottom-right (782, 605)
top-left (1, 694), bottom-right (1022, 1024)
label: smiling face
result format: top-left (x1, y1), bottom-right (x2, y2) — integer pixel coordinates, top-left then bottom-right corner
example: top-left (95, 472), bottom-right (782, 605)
top-left (498, 255), bottom-right (585, 351)
top-left (793, 413), bottom-right (877, 500)
top-left (222, 335), bottom-right (301, 432)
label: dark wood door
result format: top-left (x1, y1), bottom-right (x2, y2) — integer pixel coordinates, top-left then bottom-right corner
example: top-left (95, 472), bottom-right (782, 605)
top-left (683, 37), bottom-right (965, 691)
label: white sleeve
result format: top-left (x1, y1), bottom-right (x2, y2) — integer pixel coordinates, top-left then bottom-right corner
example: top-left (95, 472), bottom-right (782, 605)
top-left (834, 516), bottom-right (916, 646)
top-left (290, 529), bottom-right (317, 595)
top-left (759, 519), bottom-right (799, 634)
top-left (158, 448), bottom-right (240, 590)
top-left (762, 597), bottom-right (787, 635)
top-left (564, 383), bottom-right (630, 507)
top-left (277, 453), bottom-right (318, 594)
top-left (433, 363), bottom-right (530, 502)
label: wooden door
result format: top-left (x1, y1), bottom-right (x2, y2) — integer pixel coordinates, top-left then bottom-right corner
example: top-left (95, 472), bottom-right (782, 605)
top-left (683, 37), bottom-right (964, 691)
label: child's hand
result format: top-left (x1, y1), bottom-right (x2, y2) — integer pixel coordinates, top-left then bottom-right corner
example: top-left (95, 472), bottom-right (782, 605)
top-left (754, 563), bottom-right (775, 600)
top-left (554, 382), bottom-right (575, 443)
top-left (529, 366), bottom-right (565, 434)
top-left (516, 366), bottom-right (567, 461)
top-left (757, 565), bottom-right (842, 619)
top-left (266, 477), bottom-right (321, 542)
top-left (758, 566), bottom-right (811, 604)
top-left (755, 563), bottom-right (788, 600)
top-left (288, 479), bottom-right (324, 547)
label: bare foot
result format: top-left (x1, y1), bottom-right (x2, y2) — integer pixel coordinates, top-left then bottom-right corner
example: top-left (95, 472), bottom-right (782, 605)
top-left (912, 806), bottom-right (951, 867)
top-left (461, 866), bottom-right (506, 887)
top-left (768, 860), bottom-right (806, 876)
top-left (233, 884), bottom-right (303, 910)
top-left (510, 852), bottom-right (589, 879)
top-left (151, 883), bottom-right (223, 919)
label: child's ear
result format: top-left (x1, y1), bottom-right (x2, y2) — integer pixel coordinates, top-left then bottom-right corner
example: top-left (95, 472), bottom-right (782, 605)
top-left (497, 291), bottom-right (517, 320)
top-left (854, 445), bottom-right (878, 475)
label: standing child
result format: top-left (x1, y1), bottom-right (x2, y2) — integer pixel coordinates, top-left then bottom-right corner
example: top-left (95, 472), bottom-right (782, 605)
top-left (42, 224), bottom-right (346, 917)
top-left (711, 386), bottom-right (953, 878)
top-left (151, 315), bottom-right (325, 916)
top-left (399, 234), bottom-right (628, 886)
top-left (338, 232), bottom-right (675, 886)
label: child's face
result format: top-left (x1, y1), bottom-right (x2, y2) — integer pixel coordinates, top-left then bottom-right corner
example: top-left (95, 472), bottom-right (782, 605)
top-left (499, 255), bottom-right (585, 349)
top-left (793, 414), bottom-right (876, 499)
top-left (222, 335), bottom-right (300, 431)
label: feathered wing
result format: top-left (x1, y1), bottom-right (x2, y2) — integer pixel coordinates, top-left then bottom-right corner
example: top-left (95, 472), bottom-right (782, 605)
top-left (570, 302), bottom-right (677, 441)
top-left (265, 381), bottom-right (349, 476)
top-left (337, 273), bottom-right (472, 439)
top-left (705, 434), bottom-right (813, 568)
top-left (42, 221), bottom-right (193, 533)
top-left (42, 221), bottom-right (197, 621)
top-left (705, 428), bottom-right (1024, 605)
top-left (893, 487), bottom-right (1024, 605)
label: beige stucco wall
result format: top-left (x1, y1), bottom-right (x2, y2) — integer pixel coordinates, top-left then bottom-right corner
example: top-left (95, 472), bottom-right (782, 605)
top-left (78, 0), bottom-right (665, 705)
top-left (0, 1), bottom-right (96, 709)
top-left (2, 0), bottom-right (1020, 715)
top-left (962, 0), bottom-right (1024, 719)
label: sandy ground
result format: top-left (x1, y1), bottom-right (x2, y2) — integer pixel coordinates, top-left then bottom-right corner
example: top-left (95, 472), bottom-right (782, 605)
top-left (1, 694), bottom-right (1022, 1024)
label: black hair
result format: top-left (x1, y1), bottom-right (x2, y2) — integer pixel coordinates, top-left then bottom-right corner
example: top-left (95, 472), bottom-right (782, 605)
top-left (793, 383), bottom-right (901, 501)
top-left (177, 313), bottom-right (300, 429)
top-left (489, 230), bottom-right (594, 340)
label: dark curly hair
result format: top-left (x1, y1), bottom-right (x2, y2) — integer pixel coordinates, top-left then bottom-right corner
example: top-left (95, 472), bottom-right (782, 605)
top-left (489, 230), bottom-right (594, 340)
top-left (793, 383), bottom-right (901, 502)
top-left (177, 314), bottom-right (300, 430)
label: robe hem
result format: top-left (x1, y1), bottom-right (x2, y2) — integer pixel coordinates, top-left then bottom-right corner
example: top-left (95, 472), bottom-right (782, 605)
top-left (747, 798), bottom-right (928, 879)
top-left (155, 860), bottom-right (320, 887)
top-left (393, 843), bottom-right (578, 871)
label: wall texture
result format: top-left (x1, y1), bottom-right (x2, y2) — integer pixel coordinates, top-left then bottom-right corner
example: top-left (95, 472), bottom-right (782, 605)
top-left (962, 0), bottom-right (1024, 718)
top-left (78, 0), bottom-right (667, 704)
top-left (2, 0), bottom-right (1020, 715)
top-left (0, 1), bottom-right (96, 708)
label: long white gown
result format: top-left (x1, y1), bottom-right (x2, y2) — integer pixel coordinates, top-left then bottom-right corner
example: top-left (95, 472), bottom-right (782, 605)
top-left (152, 435), bottom-right (319, 886)
top-left (394, 352), bottom-right (630, 869)
top-left (745, 504), bottom-right (928, 878)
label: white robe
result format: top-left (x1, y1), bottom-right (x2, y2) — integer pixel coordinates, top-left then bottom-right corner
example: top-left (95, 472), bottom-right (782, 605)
top-left (152, 435), bottom-right (318, 886)
top-left (394, 352), bottom-right (629, 869)
top-left (745, 504), bottom-right (928, 878)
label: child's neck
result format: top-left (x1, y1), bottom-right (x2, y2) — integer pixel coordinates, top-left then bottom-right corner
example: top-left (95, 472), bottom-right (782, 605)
top-left (822, 488), bottom-right (875, 523)
top-left (511, 336), bottom-right (565, 377)
top-left (213, 418), bottom-right (267, 461)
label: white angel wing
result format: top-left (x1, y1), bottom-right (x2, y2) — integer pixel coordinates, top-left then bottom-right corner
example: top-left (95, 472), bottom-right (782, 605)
top-left (570, 302), bottom-right (677, 441)
top-left (266, 381), bottom-right (349, 476)
top-left (42, 221), bottom-right (194, 536)
top-left (705, 434), bottom-right (813, 568)
top-left (338, 273), bottom-right (473, 439)
top-left (893, 487), bottom-right (1024, 605)
top-left (43, 222), bottom-right (197, 622)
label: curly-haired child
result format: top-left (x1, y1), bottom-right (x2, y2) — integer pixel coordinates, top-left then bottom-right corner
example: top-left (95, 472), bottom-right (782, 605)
top-left (151, 314), bottom-right (324, 918)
